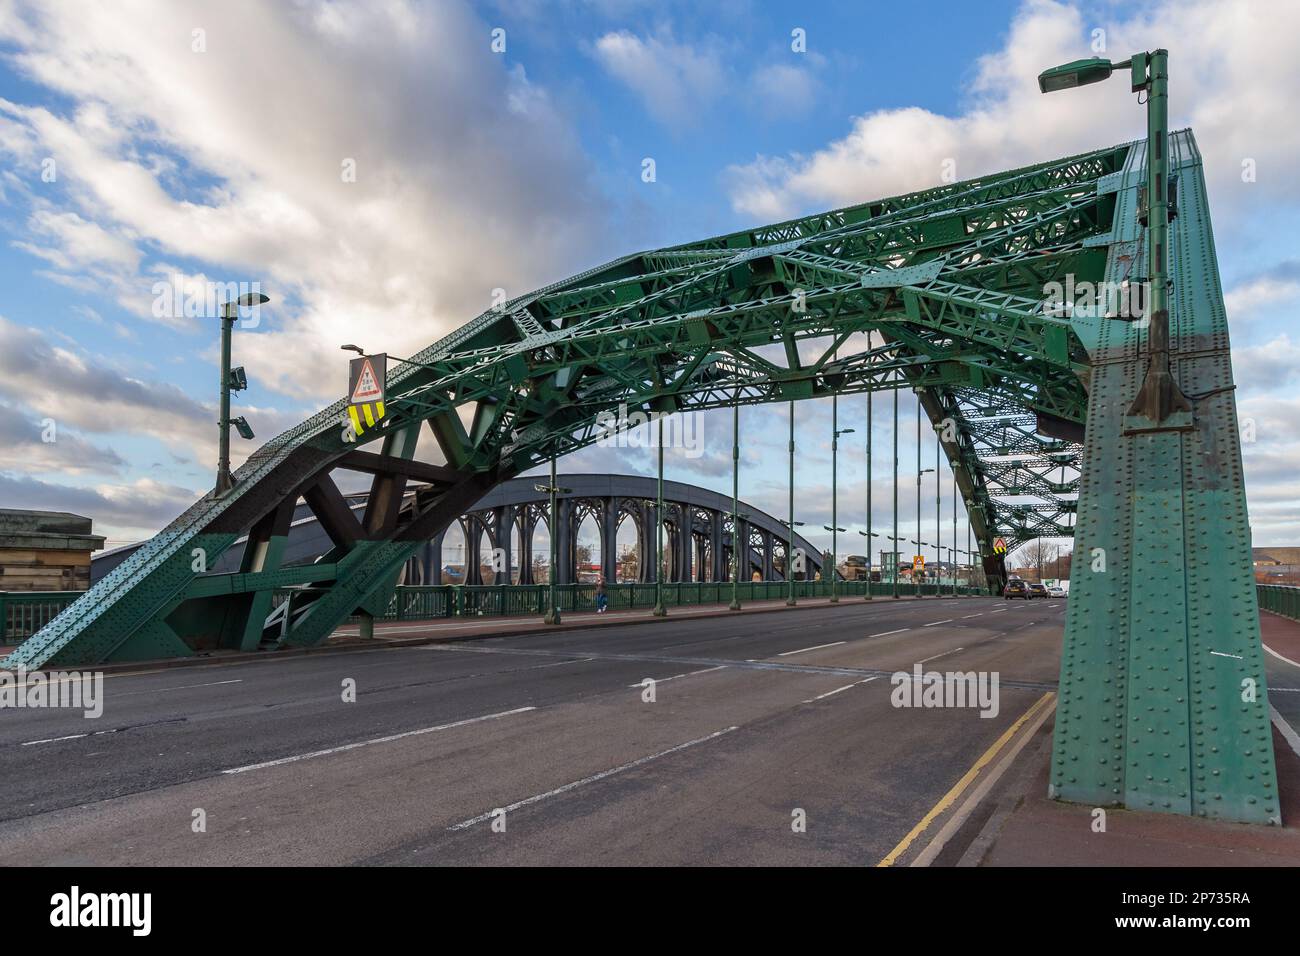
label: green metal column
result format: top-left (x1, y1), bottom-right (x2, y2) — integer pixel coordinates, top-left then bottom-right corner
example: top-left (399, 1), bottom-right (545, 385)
top-left (653, 415), bottom-right (666, 617)
top-left (786, 400), bottom-right (796, 607)
top-left (831, 389), bottom-right (839, 603)
top-left (892, 386), bottom-right (899, 600)
top-left (730, 401), bottom-right (741, 611)
top-left (865, 390), bottom-right (873, 600)
top-left (544, 454), bottom-right (560, 625)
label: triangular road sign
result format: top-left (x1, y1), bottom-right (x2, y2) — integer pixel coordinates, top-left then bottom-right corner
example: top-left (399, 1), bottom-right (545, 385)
top-left (350, 358), bottom-right (383, 403)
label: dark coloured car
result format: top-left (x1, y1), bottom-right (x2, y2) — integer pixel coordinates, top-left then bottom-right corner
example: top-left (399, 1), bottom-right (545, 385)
top-left (1027, 582), bottom-right (1049, 599)
top-left (1004, 580), bottom-right (1029, 599)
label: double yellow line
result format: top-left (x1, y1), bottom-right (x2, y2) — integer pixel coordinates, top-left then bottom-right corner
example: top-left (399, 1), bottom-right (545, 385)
top-left (876, 690), bottom-right (1056, 867)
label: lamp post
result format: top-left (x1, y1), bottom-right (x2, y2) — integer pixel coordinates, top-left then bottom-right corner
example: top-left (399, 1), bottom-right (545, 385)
top-left (892, 386), bottom-right (899, 599)
top-left (865, 390), bottom-right (873, 600)
top-left (653, 414), bottom-right (667, 617)
top-left (787, 401), bottom-right (797, 606)
top-left (214, 292), bottom-right (268, 497)
top-left (916, 465), bottom-right (934, 595)
top-left (782, 518), bottom-right (805, 605)
top-left (830, 424), bottom-right (854, 602)
top-left (1038, 49), bottom-right (1188, 423)
top-left (730, 402), bottom-right (742, 611)
top-left (536, 459), bottom-right (570, 625)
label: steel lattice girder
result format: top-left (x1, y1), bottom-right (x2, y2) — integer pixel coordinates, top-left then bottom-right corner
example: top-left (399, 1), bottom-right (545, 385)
top-left (4, 132), bottom-right (1278, 823)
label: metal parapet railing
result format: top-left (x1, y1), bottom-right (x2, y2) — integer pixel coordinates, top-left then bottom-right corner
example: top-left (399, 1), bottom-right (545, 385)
top-left (0, 592), bottom-right (82, 643)
top-left (1257, 584), bottom-right (1300, 623)
top-left (0, 581), bottom-right (990, 644)
top-left (276, 579), bottom-right (989, 624)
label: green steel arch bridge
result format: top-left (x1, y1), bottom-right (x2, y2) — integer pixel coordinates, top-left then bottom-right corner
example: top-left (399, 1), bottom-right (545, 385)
top-left (5, 130), bottom-right (1278, 825)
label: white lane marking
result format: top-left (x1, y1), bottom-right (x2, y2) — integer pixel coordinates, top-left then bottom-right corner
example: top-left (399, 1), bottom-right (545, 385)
top-left (870, 628), bottom-right (909, 638)
top-left (22, 729), bottom-right (117, 747)
top-left (1047, 603), bottom-right (1060, 608)
top-left (221, 706), bottom-right (535, 775)
top-left (1209, 650), bottom-right (1243, 660)
top-left (447, 726), bottom-right (738, 830)
top-left (922, 619), bottom-right (954, 627)
top-left (115, 678), bottom-right (243, 698)
top-left (961, 613), bottom-right (984, 619)
top-left (1271, 705), bottom-right (1300, 758)
top-left (916, 648), bottom-right (964, 666)
top-left (1264, 644), bottom-right (1300, 669)
top-left (625, 665), bottom-right (727, 688)
top-left (803, 676), bottom-right (879, 704)
top-left (778, 641), bottom-right (847, 657)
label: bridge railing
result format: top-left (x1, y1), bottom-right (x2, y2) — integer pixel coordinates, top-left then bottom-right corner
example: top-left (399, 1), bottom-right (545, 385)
top-left (0, 592), bottom-right (82, 644)
top-left (0, 580), bottom-right (988, 644)
top-left (266, 579), bottom-right (985, 624)
top-left (1257, 584), bottom-right (1300, 622)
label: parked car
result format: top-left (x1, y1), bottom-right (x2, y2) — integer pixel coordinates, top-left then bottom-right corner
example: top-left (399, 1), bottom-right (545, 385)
top-left (1027, 582), bottom-right (1049, 599)
top-left (1004, 580), bottom-right (1029, 599)
top-left (1047, 586), bottom-right (1067, 598)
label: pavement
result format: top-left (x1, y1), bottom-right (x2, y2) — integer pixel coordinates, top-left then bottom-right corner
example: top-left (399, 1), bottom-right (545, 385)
top-left (0, 594), bottom-right (1296, 866)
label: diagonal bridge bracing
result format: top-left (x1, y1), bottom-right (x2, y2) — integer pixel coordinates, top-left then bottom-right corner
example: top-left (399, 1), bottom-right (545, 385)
top-left (5, 131), bottom-right (1277, 825)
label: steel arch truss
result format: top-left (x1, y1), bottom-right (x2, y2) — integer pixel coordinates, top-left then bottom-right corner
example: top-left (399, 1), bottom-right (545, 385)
top-left (7, 132), bottom-right (1278, 824)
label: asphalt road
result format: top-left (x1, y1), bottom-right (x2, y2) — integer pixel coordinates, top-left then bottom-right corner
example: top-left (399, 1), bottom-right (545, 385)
top-left (0, 596), bottom-right (1078, 865)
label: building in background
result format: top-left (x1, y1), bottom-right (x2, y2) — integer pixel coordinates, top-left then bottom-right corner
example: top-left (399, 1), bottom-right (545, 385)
top-left (0, 510), bottom-right (105, 592)
top-left (1253, 547), bottom-right (1300, 585)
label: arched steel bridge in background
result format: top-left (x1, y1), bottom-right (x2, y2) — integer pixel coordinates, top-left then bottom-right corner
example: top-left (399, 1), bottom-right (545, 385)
top-left (90, 474), bottom-right (826, 589)
top-left (7, 130), bottom-right (1277, 824)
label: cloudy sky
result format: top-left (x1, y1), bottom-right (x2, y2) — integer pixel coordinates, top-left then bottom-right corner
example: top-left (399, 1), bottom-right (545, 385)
top-left (0, 0), bottom-right (1297, 564)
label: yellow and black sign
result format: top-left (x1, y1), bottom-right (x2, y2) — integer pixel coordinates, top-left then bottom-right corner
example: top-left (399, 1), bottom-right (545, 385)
top-left (348, 353), bottom-right (387, 436)
top-left (993, 537), bottom-right (1008, 555)
top-left (912, 555), bottom-right (925, 571)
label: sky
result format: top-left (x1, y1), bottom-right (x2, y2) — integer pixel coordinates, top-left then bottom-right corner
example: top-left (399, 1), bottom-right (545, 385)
top-left (0, 0), bottom-right (1298, 567)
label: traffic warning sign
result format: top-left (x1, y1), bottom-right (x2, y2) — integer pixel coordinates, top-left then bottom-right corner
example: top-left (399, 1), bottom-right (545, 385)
top-left (347, 353), bottom-right (387, 436)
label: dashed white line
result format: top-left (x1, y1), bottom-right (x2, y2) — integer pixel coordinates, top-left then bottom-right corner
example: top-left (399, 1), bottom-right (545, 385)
top-left (778, 641), bottom-right (847, 657)
top-left (961, 613), bottom-right (984, 619)
top-left (922, 619), bottom-right (954, 627)
top-left (870, 628), bottom-right (910, 638)
top-left (803, 676), bottom-right (879, 704)
top-left (916, 648), bottom-right (964, 665)
top-left (22, 729), bottom-right (117, 747)
top-left (446, 726), bottom-right (739, 830)
top-left (625, 665), bottom-right (727, 688)
top-left (115, 678), bottom-right (243, 698)
top-left (221, 706), bottom-right (535, 775)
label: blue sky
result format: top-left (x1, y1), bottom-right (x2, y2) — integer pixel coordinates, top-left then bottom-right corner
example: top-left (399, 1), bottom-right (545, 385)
top-left (0, 0), bottom-right (1297, 563)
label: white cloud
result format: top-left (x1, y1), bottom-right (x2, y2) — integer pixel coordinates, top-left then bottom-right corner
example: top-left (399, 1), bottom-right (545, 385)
top-left (724, 0), bottom-right (1300, 222)
top-left (0, 0), bottom-right (611, 401)
top-left (592, 29), bottom-right (727, 124)
top-left (750, 63), bottom-right (818, 115)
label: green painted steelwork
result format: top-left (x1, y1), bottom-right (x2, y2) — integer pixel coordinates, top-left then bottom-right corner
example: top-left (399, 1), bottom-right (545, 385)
top-left (2, 131), bottom-right (1276, 823)
top-left (1257, 585), bottom-right (1300, 623)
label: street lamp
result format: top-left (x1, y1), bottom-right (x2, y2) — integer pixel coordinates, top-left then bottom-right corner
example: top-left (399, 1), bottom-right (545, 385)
top-left (535, 463), bottom-right (571, 625)
top-left (916, 466), bottom-right (935, 596)
top-left (824, 524), bottom-right (846, 600)
top-left (830, 425), bottom-right (854, 603)
top-left (780, 518), bottom-right (805, 606)
top-left (214, 291), bottom-right (269, 496)
top-left (859, 528), bottom-right (879, 594)
top-left (1038, 49), bottom-right (1189, 424)
top-left (341, 343), bottom-right (440, 373)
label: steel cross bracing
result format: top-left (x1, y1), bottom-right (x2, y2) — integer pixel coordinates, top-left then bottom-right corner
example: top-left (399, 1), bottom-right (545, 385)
top-left (3, 141), bottom-right (1126, 668)
top-left (5, 132), bottom-right (1278, 824)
